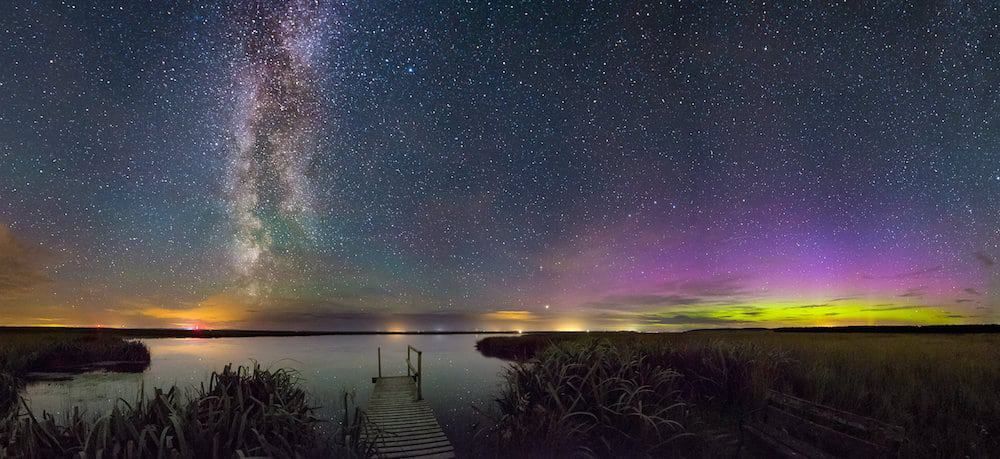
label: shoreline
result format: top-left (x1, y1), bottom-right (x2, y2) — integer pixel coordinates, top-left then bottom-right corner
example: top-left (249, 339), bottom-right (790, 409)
top-left (0, 327), bottom-right (520, 339)
top-left (2, 324), bottom-right (999, 339)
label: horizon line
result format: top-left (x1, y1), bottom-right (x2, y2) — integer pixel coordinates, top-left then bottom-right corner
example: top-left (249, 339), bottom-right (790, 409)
top-left (2, 324), bottom-right (1000, 336)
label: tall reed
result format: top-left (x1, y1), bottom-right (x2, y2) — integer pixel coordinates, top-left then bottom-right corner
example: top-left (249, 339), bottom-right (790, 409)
top-left (478, 331), bottom-right (1000, 457)
top-left (0, 374), bottom-right (16, 418)
top-left (0, 364), bottom-right (326, 458)
top-left (482, 341), bottom-right (691, 457)
top-left (0, 334), bottom-right (151, 419)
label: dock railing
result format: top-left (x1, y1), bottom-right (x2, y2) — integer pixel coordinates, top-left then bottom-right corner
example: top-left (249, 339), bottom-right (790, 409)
top-left (372, 345), bottom-right (424, 400)
top-left (406, 345), bottom-right (423, 400)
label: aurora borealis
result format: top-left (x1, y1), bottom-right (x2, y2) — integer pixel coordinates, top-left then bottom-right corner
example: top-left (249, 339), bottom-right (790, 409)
top-left (1, 1), bottom-right (998, 331)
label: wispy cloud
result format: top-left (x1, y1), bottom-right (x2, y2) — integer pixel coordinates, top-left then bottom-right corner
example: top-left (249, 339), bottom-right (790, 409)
top-left (974, 251), bottom-right (995, 268)
top-left (898, 287), bottom-right (925, 298)
top-left (659, 275), bottom-right (751, 298)
top-left (859, 305), bottom-right (923, 312)
top-left (0, 224), bottom-right (51, 298)
top-left (633, 313), bottom-right (745, 326)
top-left (861, 266), bottom-right (942, 280)
top-left (586, 274), bottom-right (751, 311)
top-left (586, 293), bottom-right (705, 309)
top-left (787, 303), bottom-right (830, 309)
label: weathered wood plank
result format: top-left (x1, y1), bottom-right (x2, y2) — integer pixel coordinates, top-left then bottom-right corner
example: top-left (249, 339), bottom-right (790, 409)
top-left (363, 426), bottom-right (447, 439)
top-left (746, 391), bottom-right (904, 459)
top-left (374, 433), bottom-right (449, 444)
top-left (745, 423), bottom-right (829, 459)
top-left (764, 404), bottom-right (884, 457)
top-left (366, 406), bottom-right (434, 413)
top-left (362, 371), bottom-right (454, 459)
top-left (366, 417), bottom-right (439, 426)
top-left (361, 424), bottom-right (445, 436)
top-left (383, 446), bottom-right (455, 459)
top-left (767, 390), bottom-right (904, 446)
top-left (366, 413), bottom-right (437, 423)
top-left (368, 421), bottom-right (442, 432)
top-left (374, 412), bottom-right (437, 421)
top-left (404, 453), bottom-right (456, 459)
top-left (365, 437), bottom-right (450, 447)
top-left (374, 441), bottom-right (452, 452)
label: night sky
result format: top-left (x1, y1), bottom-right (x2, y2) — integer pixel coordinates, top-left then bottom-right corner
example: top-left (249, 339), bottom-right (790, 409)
top-left (1, 1), bottom-right (998, 331)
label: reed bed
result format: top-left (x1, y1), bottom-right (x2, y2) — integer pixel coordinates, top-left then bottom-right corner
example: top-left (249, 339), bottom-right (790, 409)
top-left (0, 375), bottom-right (16, 417)
top-left (0, 364), bottom-right (327, 459)
top-left (480, 341), bottom-right (692, 457)
top-left (478, 331), bottom-right (1000, 457)
top-left (0, 334), bottom-right (150, 376)
top-left (0, 333), bottom-right (150, 416)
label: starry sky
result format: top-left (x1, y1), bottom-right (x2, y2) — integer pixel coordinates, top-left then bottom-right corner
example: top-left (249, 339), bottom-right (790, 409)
top-left (1, 1), bottom-right (998, 331)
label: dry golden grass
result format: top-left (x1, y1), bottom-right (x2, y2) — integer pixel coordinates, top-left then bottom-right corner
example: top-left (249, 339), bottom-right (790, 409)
top-left (478, 331), bottom-right (1000, 457)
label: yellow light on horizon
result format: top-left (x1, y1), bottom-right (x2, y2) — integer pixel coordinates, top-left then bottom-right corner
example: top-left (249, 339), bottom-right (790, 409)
top-left (554, 321), bottom-right (585, 332)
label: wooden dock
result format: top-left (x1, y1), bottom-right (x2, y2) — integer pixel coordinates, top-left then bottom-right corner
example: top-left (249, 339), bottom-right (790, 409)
top-left (357, 346), bottom-right (455, 458)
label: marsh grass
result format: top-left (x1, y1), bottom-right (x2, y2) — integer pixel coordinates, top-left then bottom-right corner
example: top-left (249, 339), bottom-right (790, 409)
top-left (480, 341), bottom-right (692, 457)
top-left (0, 333), bottom-right (151, 416)
top-left (0, 375), bottom-right (16, 417)
top-left (0, 334), bottom-right (150, 375)
top-left (0, 364), bottom-right (327, 458)
top-left (478, 331), bottom-right (1000, 457)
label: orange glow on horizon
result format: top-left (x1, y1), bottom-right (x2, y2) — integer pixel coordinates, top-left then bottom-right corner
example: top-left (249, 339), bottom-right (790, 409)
top-left (140, 294), bottom-right (247, 326)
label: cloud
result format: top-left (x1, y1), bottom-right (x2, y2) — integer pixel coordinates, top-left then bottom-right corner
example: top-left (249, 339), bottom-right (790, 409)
top-left (483, 310), bottom-right (540, 322)
top-left (139, 294), bottom-right (249, 325)
top-left (659, 275), bottom-right (751, 298)
top-left (632, 313), bottom-right (745, 326)
top-left (787, 303), bottom-right (829, 309)
top-left (235, 307), bottom-right (520, 331)
top-left (898, 288), bottom-right (925, 298)
top-left (861, 266), bottom-right (942, 280)
top-left (964, 288), bottom-right (981, 296)
top-left (974, 251), bottom-right (995, 268)
top-left (858, 305), bottom-right (922, 312)
top-left (0, 224), bottom-right (51, 297)
top-left (586, 293), bottom-right (704, 309)
top-left (829, 296), bottom-right (859, 302)
top-left (586, 274), bottom-right (751, 311)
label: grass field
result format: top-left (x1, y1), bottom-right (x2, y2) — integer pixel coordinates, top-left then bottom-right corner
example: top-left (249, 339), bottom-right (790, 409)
top-left (477, 331), bottom-right (1000, 457)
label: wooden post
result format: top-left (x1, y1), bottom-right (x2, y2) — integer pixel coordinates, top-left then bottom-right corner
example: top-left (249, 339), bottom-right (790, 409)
top-left (416, 350), bottom-right (423, 400)
top-left (342, 392), bottom-right (349, 444)
top-left (377, 346), bottom-right (382, 378)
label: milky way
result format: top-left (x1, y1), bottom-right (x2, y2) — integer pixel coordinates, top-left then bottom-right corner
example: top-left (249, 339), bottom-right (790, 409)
top-left (226, 1), bottom-right (330, 297)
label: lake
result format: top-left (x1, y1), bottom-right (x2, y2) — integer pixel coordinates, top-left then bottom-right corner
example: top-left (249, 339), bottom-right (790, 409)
top-left (23, 334), bottom-right (512, 454)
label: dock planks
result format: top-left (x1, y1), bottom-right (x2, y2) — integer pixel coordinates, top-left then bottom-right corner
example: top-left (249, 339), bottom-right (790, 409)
top-left (360, 376), bottom-right (455, 458)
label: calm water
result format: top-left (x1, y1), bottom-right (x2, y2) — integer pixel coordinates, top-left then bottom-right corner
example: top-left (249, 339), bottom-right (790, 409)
top-left (24, 334), bottom-right (511, 454)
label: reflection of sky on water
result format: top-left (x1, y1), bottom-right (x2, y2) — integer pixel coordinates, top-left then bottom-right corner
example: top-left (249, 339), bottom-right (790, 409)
top-left (24, 334), bottom-right (510, 454)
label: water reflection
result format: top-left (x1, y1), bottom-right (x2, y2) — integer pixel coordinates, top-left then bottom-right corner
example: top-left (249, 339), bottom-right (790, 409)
top-left (24, 334), bottom-right (511, 454)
